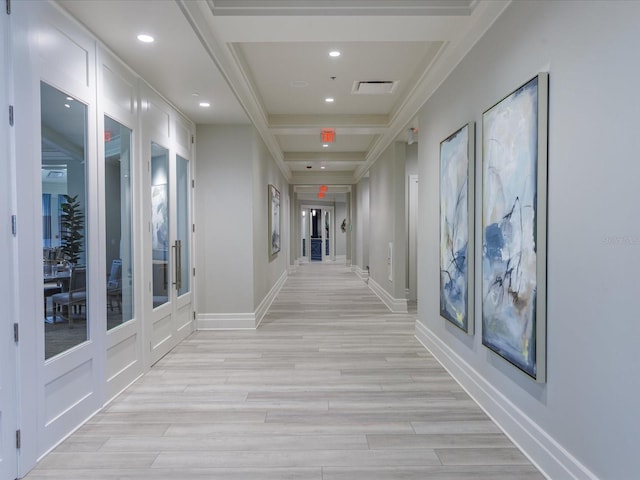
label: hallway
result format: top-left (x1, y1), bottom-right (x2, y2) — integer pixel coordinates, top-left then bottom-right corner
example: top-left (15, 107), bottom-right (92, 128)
top-left (24, 263), bottom-right (543, 479)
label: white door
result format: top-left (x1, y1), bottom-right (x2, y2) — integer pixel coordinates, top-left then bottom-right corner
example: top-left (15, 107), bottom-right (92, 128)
top-left (13, 2), bottom-right (105, 468)
top-left (0, 8), bottom-right (18, 479)
top-left (145, 110), bottom-right (194, 365)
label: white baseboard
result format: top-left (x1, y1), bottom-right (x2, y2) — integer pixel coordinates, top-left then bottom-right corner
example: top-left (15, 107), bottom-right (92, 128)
top-left (368, 277), bottom-right (408, 313)
top-left (255, 270), bottom-right (287, 328)
top-left (353, 265), bottom-right (369, 281)
top-left (197, 270), bottom-right (287, 330)
top-left (415, 320), bottom-right (598, 480)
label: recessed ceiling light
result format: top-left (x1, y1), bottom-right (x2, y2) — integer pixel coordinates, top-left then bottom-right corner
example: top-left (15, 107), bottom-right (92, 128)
top-left (137, 34), bottom-right (154, 43)
top-left (192, 92), bottom-right (200, 97)
top-left (66, 96), bottom-right (74, 101)
top-left (322, 144), bottom-right (329, 148)
top-left (329, 51), bottom-right (341, 57)
top-left (321, 166), bottom-right (326, 169)
top-left (325, 97), bottom-right (334, 103)
top-left (199, 102), bottom-right (211, 108)
top-left (64, 104), bottom-right (71, 109)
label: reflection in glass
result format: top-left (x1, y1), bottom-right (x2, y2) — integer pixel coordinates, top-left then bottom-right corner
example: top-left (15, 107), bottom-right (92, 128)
top-left (41, 82), bottom-right (88, 359)
top-left (105, 116), bottom-right (134, 329)
top-left (325, 211), bottom-right (330, 256)
top-left (176, 155), bottom-right (190, 296)
top-left (151, 143), bottom-right (170, 308)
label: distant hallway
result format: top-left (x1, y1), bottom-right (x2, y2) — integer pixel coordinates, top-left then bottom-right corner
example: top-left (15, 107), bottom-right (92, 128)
top-left (25, 263), bottom-right (543, 479)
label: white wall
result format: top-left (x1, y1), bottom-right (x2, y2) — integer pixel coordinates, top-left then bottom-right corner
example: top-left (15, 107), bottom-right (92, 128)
top-left (369, 141), bottom-right (407, 303)
top-left (335, 202), bottom-right (347, 256)
top-left (251, 129), bottom-right (288, 310)
top-left (406, 142), bottom-right (418, 176)
top-left (416, 2), bottom-right (640, 478)
top-left (353, 177), bottom-right (370, 274)
top-left (195, 125), bottom-right (255, 315)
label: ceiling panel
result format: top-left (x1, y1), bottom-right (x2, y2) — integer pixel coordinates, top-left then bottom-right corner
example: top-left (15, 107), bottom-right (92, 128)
top-left (58, 0), bottom-right (249, 125)
top-left (57, 0), bottom-right (509, 184)
top-left (236, 41), bottom-right (442, 116)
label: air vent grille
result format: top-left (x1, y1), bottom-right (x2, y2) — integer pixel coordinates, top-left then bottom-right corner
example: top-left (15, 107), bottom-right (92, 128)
top-left (352, 80), bottom-right (397, 95)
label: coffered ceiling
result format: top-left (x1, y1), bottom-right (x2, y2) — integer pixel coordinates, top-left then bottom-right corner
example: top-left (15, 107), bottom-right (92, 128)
top-left (57, 0), bottom-right (510, 185)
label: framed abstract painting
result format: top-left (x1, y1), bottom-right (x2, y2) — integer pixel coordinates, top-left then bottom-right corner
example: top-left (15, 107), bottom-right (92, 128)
top-left (440, 122), bottom-right (475, 334)
top-left (269, 184), bottom-right (281, 256)
top-left (482, 73), bottom-right (548, 382)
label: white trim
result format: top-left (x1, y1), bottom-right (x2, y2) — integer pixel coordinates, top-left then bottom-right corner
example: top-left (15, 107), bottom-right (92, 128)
top-left (368, 277), bottom-right (408, 313)
top-left (353, 265), bottom-right (369, 281)
top-left (197, 270), bottom-right (288, 330)
top-left (414, 320), bottom-right (598, 480)
top-left (255, 270), bottom-right (287, 328)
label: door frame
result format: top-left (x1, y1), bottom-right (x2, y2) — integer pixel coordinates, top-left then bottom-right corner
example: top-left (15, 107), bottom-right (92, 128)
top-left (1, 7), bottom-right (18, 479)
top-left (301, 204), bottom-right (335, 262)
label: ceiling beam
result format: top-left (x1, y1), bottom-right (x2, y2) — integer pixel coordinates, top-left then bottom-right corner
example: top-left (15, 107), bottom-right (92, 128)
top-left (177, 0), bottom-right (293, 181)
top-left (283, 152), bottom-right (366, 163)
top-left (209, 1), bottom-right (475, 17)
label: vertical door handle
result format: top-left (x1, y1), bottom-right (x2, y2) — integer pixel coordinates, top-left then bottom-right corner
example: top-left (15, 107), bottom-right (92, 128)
top-left (173, 240), bottom-right (182, 291)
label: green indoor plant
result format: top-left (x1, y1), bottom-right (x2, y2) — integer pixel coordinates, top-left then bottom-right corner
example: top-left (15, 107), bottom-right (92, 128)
top-left (60, 194), bottom-right (84, 265)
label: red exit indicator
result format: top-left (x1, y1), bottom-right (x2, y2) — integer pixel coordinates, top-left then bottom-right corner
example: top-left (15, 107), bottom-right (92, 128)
top-left (321, 128), bottom-right (335, 143)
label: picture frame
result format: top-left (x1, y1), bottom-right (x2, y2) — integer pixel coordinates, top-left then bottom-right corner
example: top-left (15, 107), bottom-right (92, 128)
top-left (481, 73), bottom-right (548, 382)
top-left (269, 184), bottom-right (281, 256)
top-left (439, 122), bottom-right (475, 334)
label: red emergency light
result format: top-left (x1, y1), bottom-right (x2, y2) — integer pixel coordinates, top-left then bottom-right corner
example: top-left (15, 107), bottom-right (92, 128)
top-left (321, 128), bottom-right (335, 143)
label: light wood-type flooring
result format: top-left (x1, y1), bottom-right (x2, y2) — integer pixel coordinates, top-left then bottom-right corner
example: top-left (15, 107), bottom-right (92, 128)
top-left (25, 262), bottom-right (544, 479)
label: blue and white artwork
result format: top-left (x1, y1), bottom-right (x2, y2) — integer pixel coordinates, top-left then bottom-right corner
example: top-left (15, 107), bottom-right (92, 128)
top-left (482, 75), bottom-right (545, 379)
top-left (440, 123), bottom-right (473, 333)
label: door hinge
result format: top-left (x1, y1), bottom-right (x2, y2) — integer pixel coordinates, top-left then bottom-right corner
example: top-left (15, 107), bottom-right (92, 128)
top-left (192, 223), bottom-right (195, 233)
top-left (11, 215), bottom-right (16, 236)
top-left (192, 267), bottom-right (195, 277)
top-left (193, 311), bottom-right (196, 320)
top-left (191, 179), bottom-right (195, 188)
top-left (13, 323), bottom-right (18, 343)
top-left (16, 430), bottom-right (20, 449)
top-left (9, 105), bottom-right (14, 126)
top-left (6, 0), bottom-right (11, 15)
top-left (191, 134), bottom-right (194, 144)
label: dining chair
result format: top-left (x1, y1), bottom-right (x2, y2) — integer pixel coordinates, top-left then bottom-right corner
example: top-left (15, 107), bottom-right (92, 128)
top-left (107, 259), bottom-right (122, 313)
top-left (51, 266), bottom-right (87, 327)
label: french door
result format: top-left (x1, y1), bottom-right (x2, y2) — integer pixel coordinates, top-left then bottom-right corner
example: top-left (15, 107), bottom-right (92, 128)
top-left (146, 126), bottom-right (194, 365)
top-left (301, 206), bottom-right (335, 262)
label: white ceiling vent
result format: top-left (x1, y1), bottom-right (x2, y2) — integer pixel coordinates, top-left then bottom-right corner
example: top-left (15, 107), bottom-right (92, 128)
top-left (352, 80), bottom-right (398, 95)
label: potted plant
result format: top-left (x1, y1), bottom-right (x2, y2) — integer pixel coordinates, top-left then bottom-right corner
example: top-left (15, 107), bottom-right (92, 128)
top-left (60, 194), bottom-right (84, 265)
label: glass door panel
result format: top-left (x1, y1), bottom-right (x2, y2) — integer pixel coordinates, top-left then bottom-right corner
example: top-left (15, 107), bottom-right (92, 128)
top-left (151, 142), bottom-right (170, 308)
top-left (324, 210), bottom-right (330, 257)
top-left (105, 116), bottom-right (134, 329)
top-left (176, 155), bottom-right (190, 296)
top-left (41, 82), bottom-right (89, 359)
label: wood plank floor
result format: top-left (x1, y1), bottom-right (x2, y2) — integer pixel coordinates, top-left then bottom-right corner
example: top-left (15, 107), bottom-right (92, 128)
top-left (25, 263), bottom-right (544, 479)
